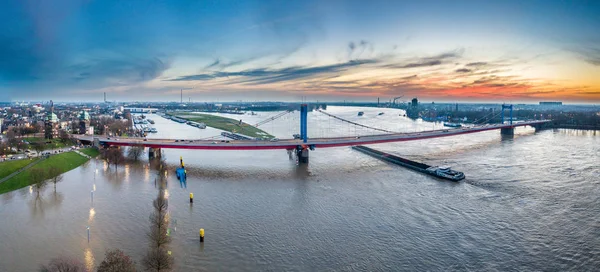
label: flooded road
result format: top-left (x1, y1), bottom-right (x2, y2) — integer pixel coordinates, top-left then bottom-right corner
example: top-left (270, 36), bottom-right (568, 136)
top-left (0, 106), bottom-right (598, 271)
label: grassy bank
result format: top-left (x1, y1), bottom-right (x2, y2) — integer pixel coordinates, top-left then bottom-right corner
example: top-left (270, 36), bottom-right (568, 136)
top-left (80, 147), bottom-right (100, 158)
top-left (173, 113), bottom-right (274, 139)
top-left (23, 137), bottom-right (72, 150)
top-left (0, 152), bottom-right (89, 195)
top-left (0, 158), bottom-right (39, 180)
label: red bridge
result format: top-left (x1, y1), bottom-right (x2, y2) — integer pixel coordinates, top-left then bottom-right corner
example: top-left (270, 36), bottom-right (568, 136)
top-left (75, 120), bottom-right (550, 150)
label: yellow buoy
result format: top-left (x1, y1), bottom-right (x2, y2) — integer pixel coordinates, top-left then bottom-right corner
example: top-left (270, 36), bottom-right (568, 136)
top-left (200, 228), bottom-right (205, 242)
top-left (189, 193), bottom-right (193, 203)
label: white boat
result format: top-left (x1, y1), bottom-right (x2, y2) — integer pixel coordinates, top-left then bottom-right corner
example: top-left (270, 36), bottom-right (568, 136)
top-left (425, 166), bottom-right (465, 181)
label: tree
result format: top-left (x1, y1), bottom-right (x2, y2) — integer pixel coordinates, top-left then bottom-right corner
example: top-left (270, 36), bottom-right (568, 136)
top-left (97, 249), bottom-right (137, 272)
top-left (6, 129), bottom-right (18, 148)
top-left (70, 121), bottom-right (80, 134)
top-left (104, 147), bottom-right (125, 169)
top-left (0, 142), bottom-right (9, 156)
top-left (127, 145), bottom-right (145, 161)
top-left (39, 257), bottom-right (85, 272)
top-left (147, 197), bottom-right (171, 248)
top-left (59, 129), bottom-right (71, 144)
top-left (142, 248), bottom-right (173, 272)
top-left (30, 168), bottom-right (48, 200)
top-left (32, 141), bottom-right (46, 156)
top-left (142, 192), bottom-right (173, 272)
top-left (47, 167), bottom-right (64, 191)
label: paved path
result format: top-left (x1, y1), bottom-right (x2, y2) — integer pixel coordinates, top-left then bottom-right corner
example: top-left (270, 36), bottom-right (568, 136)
top-left (0, 157), bottom-right (46, 184)
top-left (73, 150), bottom-right (92, 159)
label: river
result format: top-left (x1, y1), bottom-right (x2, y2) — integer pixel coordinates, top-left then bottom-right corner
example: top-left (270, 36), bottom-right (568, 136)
top-left (0, 106), bottom-right (598, 271)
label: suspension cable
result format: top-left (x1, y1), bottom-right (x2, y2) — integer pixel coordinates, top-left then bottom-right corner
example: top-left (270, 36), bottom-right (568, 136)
top-left (317, 110), bottom-right (397, 134)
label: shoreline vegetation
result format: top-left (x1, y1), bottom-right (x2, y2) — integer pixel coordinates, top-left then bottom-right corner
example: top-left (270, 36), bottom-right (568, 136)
top-left (170, 112), bottom-right (275, 139)
top-left (0, 148), bottom-right (97, 195)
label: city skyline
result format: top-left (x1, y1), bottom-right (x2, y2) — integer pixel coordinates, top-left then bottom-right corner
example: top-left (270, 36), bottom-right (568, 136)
top-left (1, 0), bottom-right (599, 103)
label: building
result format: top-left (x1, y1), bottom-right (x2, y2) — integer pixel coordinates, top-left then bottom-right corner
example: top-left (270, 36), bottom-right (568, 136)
top-left (539, 102), bottom-right (562, 106)
top-left (78, 110), bottom-right (91, 134)
top-left (44, 112), bottom-right (59, 139)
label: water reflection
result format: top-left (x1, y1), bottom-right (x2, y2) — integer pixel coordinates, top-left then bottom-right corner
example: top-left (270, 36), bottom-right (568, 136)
top-left (88, 208), bottom-right (95, 222)
top-left (84, 248), bottom-right (95, 272)
top-left (1, 109), bottom-right (599, 271)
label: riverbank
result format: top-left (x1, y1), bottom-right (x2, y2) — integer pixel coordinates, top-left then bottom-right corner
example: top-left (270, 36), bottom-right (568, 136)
top-left (0, 158), bottom-right (40, 180)
top-left (0, 151), bottom-right (90, 195)
top-left (79, 147), bottom-right (100, 158)
top-left (23, 137), bottom-right (73, 150)
top-left (170, 112), bottom-right (275, 139)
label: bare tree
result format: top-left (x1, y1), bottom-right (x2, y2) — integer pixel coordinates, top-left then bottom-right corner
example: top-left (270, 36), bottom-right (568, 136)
top-left (47, 167), bottom-right (63, 191)
top-left (59, 129), bottom-right (71, 144)
top-left (30, 168), bottom-right (48, 200)
top-left (142, 248), bottom-right (172, 272)
top-left (6, 129), bottom-right (18, 148)
top-left (97, 249), bottom-right (137, 272)
top-left (32, 140), bottom-right (46, 156)
top-left (142, 191), bottom-right (173, 271)
top-left (127, 145), bottom-right (145, 161)
top-left (0, 142), bottom-right (9, 156)
top-left (39, 257), bottom-right (85, 272)
top-left (104, 147), bottom-right (125, 169)
top-left (147, 196), bottom-right (171, 248)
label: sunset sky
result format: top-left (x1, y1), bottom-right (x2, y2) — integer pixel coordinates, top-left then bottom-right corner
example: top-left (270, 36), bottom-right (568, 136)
top-left (1, 0), bottom-right (599, 103)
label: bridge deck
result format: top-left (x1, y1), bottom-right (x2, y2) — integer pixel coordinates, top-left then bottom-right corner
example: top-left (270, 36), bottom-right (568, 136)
top-left (75, 120), bottom-right (550, 150)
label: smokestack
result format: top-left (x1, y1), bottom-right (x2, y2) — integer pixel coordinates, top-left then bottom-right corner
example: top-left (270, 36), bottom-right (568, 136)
top-left (104, 92), bottom-right (106, 102)
top-left (377, 97), bottom-right (380, 107)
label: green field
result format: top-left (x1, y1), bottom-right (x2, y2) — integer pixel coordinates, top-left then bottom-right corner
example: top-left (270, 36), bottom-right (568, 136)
top-left (0, 158), bottom-right (39, 180)
top-left (0, 152), bottom-right (89, 195)
top-left (172, 113), bottom-right (274, 139)
top-left (22, 137), bottom-right (73, 150)
top-left (80, 147), bottom-right (100, 158)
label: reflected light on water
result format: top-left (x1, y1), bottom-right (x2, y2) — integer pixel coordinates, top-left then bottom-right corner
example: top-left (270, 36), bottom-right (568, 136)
top-left (29, 186), bottom-right (32, 195)
top-left (124, 165), bottom-right (130, 181)
top-left (164, 189), bottom-right (169, 199)
top-left (93, 184), bottom-right (96, 191)
top-left (84, 248), bottom-right (95, 272)
top-left (88, 208), bottom-right (95, 222)
top-left (144, 164), bottom-right (150, 182)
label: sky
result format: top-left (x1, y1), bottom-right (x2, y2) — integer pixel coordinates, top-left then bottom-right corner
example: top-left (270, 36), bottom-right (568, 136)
top-left (1, 0), bottom-right (599, 103)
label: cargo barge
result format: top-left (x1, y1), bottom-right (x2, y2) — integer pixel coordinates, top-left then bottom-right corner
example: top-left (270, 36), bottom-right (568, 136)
top-left (352, 145), bottom-right (465, 181)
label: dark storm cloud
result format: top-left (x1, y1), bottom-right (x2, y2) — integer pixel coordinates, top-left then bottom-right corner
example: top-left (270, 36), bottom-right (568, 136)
top-left (455, 68), bottom-right (472, 73)
top-left (167, 59), bottom-right (379, 83)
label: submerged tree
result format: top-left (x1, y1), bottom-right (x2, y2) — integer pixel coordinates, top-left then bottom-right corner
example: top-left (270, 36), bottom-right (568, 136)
top-left (104, 147), bottom-right (125, 170)
top-left (47, 167), bottom-right (64, 191)
top-left (30, 168), bottom-right (48, 200)
top-left (97, 249), bottom-right (137, 272)
top-left (39, 257), bottom-right (85, 272)
top-left (142, 170), bottom-right (173, 272)
top-left (141, 248), bottom-right (172, 272)
top-left (127, 145), bottom-right (145, 161)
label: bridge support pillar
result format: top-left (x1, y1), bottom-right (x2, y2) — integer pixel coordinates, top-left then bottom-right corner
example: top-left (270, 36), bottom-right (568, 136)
top-left (296, 146), bottom-right (309, 164)
top-left (149, 148), bottom-right (161, 159)
top-left (532, 123), bottom-right (547, 132)
top-left (500, 127), bottom-right (514, 135)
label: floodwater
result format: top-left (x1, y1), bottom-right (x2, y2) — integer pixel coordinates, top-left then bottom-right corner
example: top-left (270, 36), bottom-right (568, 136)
top-left (0, 106), bottom-right (598, 271)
